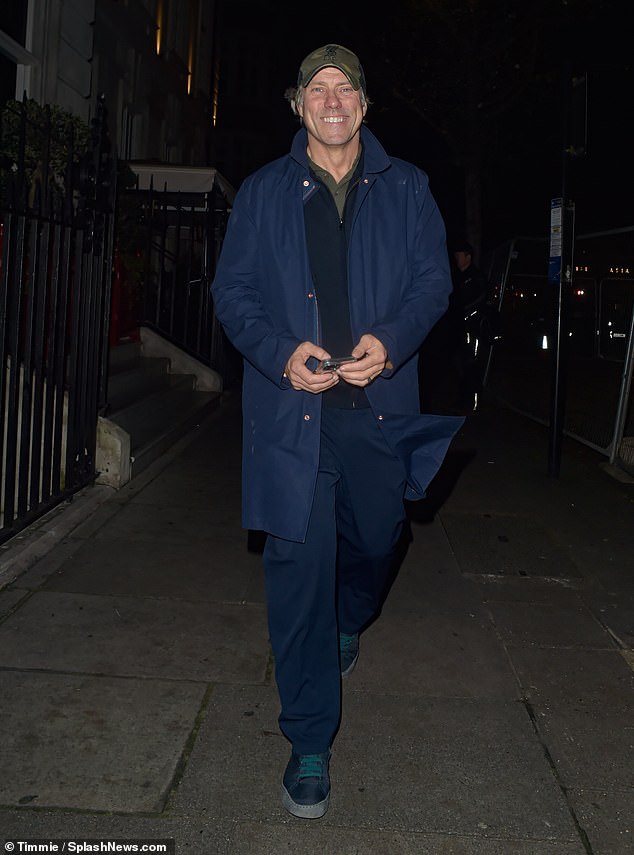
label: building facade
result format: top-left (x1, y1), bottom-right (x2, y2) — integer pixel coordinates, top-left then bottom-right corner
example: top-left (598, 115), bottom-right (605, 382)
top-left (0, 0), bottom-right (220, 166)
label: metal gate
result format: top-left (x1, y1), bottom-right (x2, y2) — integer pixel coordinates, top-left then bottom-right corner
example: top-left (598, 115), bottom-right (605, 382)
top-left (114, 167), bottom-right (237, 385)
top-left (0, 95), bottom-right (116, 544)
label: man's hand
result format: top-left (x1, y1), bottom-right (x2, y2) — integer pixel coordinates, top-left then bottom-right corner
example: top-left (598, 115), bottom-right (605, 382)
top-left (284, 342), bottom-right (339, 393)
top-left (337, 334), bottom-right (388, 387)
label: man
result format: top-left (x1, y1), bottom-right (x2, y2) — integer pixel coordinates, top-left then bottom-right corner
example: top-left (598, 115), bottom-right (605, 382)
top-left (211, 44), bottom-right (462, 819)
top-left (450, 240), bottom-right (493, 411)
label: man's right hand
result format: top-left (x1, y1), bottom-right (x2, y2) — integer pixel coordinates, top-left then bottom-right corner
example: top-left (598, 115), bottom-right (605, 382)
top-left (284, 342), bottom-right (339, 393)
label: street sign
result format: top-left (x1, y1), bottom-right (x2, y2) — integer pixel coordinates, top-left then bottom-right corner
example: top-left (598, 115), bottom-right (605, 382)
top-left (548, 197), bottom-right (562, 283)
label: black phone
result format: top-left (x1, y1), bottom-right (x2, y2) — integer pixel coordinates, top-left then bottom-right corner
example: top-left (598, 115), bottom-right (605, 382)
top-left (315, 355), bottom-right (358, 373)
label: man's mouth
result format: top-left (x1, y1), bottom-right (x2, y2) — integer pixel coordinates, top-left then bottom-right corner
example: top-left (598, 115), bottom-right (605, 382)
top-left (322, 116), bottom-right (346, 123)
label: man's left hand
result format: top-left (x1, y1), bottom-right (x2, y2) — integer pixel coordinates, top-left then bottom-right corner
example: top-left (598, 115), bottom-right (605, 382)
top-left (336, 334), bottom-right (388, 387)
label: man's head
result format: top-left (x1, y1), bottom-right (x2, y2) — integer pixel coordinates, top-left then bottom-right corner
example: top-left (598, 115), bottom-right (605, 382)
top-left (290, 44), bottom-right (368, 115)
top-left (290, 44), bottom-right (368, 154)
top-left (452, 240), bottom-right (473, 272)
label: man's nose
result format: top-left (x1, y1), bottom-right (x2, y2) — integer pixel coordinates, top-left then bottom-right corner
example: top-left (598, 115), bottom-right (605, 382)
top-left (325, 90), bottom-right (342, 108)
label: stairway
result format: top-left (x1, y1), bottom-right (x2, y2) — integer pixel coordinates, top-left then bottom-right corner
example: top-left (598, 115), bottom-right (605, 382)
top-left (99, 335), bottom-right (221, 485)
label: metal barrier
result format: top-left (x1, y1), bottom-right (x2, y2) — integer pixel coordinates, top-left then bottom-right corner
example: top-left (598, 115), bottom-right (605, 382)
top-left (484, 229), bottom-right (634, 475)
top-left (0, 95), bottom-right (116, 543)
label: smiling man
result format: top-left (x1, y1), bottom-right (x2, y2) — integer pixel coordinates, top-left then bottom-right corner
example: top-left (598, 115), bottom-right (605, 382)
top-left (211, 44), bottom-right (463, 819)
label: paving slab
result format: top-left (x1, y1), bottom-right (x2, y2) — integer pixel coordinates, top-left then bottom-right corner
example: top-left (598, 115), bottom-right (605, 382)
top-left (127, 470), bottom-right (242, 508)
top-left (567, 788), bottom-right (634, 855)
top-left (529, 704), bottom-right (634, 792)
top-left (0, 810), bottom-right (235, 855)
top-left (171, 684), bottom-right (577, 841)
top-left (440, 511), bottom-right (581, 579)
top-left (169, 684), bottom-right (287, 821)
top-left (1, 536), bottom-right (89, 591)
top-left (327, 692), bottom-right (578, 840)
top-left (0, 670), bottom-right (206, 813)
top-left (0, 586), bottom-right (30, 618)
top-left (0, 591), bottom-right (269, 682)
top-left (380, 519), bottom-right (485, 617)
top-left (39, 535), bottom-right (261, 603)
top-left (487, 600), bottom-right (615, 649)
top-left (228, 822), bottom-right (586, 855)
top-left (0, 486), bottom-right (115, 588)
top-left (90, 501), bottom-right (243, 543)
top-left (509, 647), bottom-right (634, 708)
top-left (351, 611), bottom-right (520, 699)
top-left (587, 592), bottom-right (634, 649)
top-left (474, 576), bottom-right (589, 606)
top-left (62, 499), bottom-right (131, 540)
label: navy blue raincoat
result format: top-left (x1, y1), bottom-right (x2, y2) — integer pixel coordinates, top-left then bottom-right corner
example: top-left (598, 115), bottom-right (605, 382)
top-left (211, 126), bottom-right (463, 542)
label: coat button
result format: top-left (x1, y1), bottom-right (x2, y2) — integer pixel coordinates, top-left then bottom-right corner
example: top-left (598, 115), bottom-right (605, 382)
top-left (377, 414), bottom-right (384, 421)
top-left (304, 414), bottom-right (311, 421)
top-left (363, 178), bottom-right (369, 184)
top-left (308, 292), bottom-right (314, 298)
top-left (303, 180), bottom-right (310, 187)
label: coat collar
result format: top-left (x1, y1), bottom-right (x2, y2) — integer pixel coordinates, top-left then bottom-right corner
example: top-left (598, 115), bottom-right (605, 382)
top-left (290, 125), bottom-right (391, 175)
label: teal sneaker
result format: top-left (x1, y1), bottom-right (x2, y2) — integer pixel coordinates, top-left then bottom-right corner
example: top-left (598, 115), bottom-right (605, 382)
top-left (281, 750), bottom-right (331, 818)
top-left (340, 632), bottom-right (359, 677)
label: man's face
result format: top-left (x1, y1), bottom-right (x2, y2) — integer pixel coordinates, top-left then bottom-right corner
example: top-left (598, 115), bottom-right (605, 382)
top-left (298, 67), bottom-right (366, 151)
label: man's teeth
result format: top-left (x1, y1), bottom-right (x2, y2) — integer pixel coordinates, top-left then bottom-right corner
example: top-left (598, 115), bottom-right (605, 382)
top-left (322, 117), bottom-right (345, 123)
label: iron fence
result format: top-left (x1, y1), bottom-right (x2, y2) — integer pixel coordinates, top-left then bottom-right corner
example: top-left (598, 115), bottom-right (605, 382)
top-left (0, 95), bottom-right (116, 544)
top-left (115, 175), bottom-right (238, 385)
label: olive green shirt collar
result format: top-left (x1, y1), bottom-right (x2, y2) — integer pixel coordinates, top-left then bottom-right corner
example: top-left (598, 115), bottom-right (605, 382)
top-left (308, 147), bottom-right (362, 219)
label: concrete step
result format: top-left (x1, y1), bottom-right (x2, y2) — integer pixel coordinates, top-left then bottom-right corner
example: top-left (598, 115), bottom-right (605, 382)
top-left (107, 374), bottom-right (219, 477)
top-left (107, 357), bottom-right (172, 414)
top-left (124, 386), bottom-right (219, 478)
top-left (102, 340), bottom-right (222, 484)
top-left (108, 342), bottom-right (144, 374)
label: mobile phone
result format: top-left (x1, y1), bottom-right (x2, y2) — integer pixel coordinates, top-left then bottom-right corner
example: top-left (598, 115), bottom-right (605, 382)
top-left (315, 355), bottom-right (358, 373)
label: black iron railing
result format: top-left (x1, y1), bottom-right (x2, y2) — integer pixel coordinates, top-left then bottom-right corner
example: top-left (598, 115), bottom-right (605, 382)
top-left (0, 94), bottom-right (116, 544)
top-left (115, 174), bottom-right (239, 386)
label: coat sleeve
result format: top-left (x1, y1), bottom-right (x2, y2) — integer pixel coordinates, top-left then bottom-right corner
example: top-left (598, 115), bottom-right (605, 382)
top-left (211, 183), bottom-right (301, 387)
top-left (368, 174), bottom-right (452, 375)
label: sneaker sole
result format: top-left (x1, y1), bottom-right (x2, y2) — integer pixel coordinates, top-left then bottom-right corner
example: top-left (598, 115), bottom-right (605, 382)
top-left (341, 651), bottom-right (359, 678)
top-left (281, 785), bottom-right (330, 819)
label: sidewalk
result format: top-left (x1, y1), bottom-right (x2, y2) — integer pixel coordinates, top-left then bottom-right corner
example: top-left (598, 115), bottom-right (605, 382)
top-left (0, 390), bottom-right (633, 854)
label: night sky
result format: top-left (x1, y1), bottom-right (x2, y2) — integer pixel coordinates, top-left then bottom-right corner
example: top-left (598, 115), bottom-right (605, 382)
top-left (224, 1), bottom-right (633, 253)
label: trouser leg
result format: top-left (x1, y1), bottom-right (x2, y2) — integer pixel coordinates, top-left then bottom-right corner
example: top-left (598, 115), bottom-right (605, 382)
top-left (331, 409), bottom-right (408, 635)
top-left (263, 461), bottom-right (340, 755)
top-left (262, 408), bottom-right (407, 753)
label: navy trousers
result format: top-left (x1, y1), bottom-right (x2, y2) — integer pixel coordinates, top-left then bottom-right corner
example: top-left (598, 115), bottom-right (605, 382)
top-left (263, 407), bottom-right (407, 754)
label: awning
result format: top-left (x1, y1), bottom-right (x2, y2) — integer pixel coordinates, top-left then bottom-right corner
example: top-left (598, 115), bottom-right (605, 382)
top-left (128, 163), bottom-right (235, 204)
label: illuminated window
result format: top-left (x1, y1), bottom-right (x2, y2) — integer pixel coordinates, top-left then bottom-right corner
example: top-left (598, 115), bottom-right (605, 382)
top-left (156, 0), bottom-right (164, 54)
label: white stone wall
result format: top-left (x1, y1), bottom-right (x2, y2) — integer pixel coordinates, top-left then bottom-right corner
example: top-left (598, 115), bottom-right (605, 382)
top-left (22, 0), bottom-right (95, 122)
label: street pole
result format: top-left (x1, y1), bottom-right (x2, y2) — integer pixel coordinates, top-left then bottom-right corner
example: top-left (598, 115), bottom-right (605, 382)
top-left (547, 196), bottom-right (574, 477)
top-left (547, 70), bottom-right (586, 477)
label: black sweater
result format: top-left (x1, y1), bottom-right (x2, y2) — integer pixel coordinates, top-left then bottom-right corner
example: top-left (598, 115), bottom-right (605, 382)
top-left (303, 158), bottom-right (369, 409)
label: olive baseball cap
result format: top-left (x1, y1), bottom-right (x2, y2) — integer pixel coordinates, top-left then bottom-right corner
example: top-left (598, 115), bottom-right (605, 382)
top-left (297, 44), bottom-right (366, 93)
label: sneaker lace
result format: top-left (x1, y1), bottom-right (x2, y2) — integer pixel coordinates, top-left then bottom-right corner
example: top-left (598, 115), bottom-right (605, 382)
top-left (298, 754), bottom-right (326, 780)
